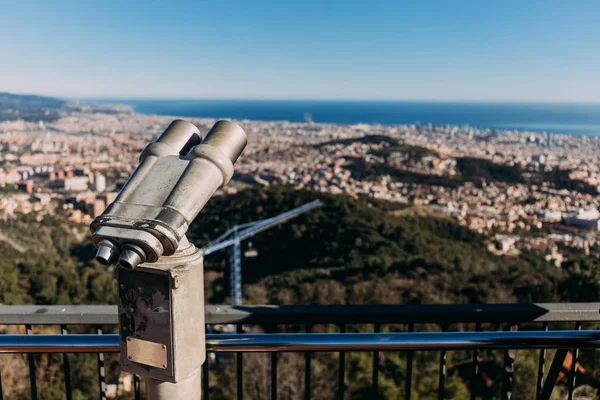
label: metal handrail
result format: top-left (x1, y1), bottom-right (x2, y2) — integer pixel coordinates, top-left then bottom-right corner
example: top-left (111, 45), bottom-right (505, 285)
top-left (2, 330), bottom-right (600, 353)
top-left (1, 303), bottom-right (599, 325)
top-left (0, 334), bottom-right (119, 353)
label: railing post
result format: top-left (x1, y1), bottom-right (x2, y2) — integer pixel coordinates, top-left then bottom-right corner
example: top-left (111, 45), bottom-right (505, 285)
top-left (338, 324), bottom-right (345, 400)
top-left (539, 349), bottom-right (568, 400)
top-left (61, 325), bottom-right (73, 400)
top-left (134, 375), bottom-right (141, 400)
top-left (25, 324), bottom-right (37, 400)
top-left (96, 328), bottom-right (107, 400)
top-left (470, 322), bottom-right (481, 400)
top-left (405, 323), bottom-right (414, 400)
top-left (203, 324), bottom-right (210, 400)
top-left (269, 324), bottom-right (278, 400)
top-left (535, 323), bottom-right (549, 400)
top-left (502, 325), bottom-right (517, 400)
top-left (304, 324), bottom-right (313, 400)
top-left (237, 324), bottom-right (244, 400)
top-left (438, 324), bottom-right (448, 400)
top-left (372, 324), bottom-right (380, 399)
top-left (0, 364), bottom-right (4, 400)
top-left (567, 322), bottom-right (582, 400)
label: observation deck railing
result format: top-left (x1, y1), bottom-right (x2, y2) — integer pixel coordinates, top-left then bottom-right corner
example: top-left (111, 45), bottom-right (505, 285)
top-left (1, 303), bottom-right (599, 400)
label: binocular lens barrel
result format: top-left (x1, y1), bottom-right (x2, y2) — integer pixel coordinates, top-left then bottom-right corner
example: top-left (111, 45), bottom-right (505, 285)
top-left (117, 244), bottom-right (147, 270)
top-left (95, 239), bottom-right (119, 266)
top-left (203, 120), bottom-right (247, 163)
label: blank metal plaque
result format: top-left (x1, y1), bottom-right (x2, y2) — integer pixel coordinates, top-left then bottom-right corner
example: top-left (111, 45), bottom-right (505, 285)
top-left (126, 337), bottom-right (168, 369)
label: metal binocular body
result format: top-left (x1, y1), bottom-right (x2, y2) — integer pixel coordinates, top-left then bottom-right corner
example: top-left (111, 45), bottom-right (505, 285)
top-left (89, 119), bottom-right (246, 397)
top-left (91, 119), bottom-right (247, 270)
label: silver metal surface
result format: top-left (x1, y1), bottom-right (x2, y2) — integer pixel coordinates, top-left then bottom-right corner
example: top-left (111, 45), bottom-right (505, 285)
top-left (87, 119), bottom-right (247, 399)
top-left (4, 330), bottom-right (600, 354)
top-left (118, 244), bottom-right (205, 383)
top-left (202, 120), bottom-right (247, 163)
top-left (95, 239), bottom-right (119, 266)
top-left (90, 119), bottom-right (248, 264)
top-left (205, 331), bottom-right (600, 352)
top-left (0, 334), bottom-right (119, 353)
top-left (2, 303), bottom-right (600, 325)
top-left (146, 372), bottom-right (201, 400)
top-left (118, 243), bottom-right (146, 270)
top-left (126, 337), bottom-right (168, 369)
top-left (0, 305), bottom-right (119, 325)
top-left (155, 119), bottom-right (202, 155)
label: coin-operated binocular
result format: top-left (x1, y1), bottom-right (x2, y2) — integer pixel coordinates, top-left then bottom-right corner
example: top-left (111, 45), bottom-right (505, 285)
top-left (90, 119), bottom-right (247, 399)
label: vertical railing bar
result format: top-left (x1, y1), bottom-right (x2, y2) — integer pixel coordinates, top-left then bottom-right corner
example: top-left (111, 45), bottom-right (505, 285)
top-left (202, 361), bottom-right (210, 400)
top-left (567, 322), bottom-right (582, 400)
top-left (237, 324), bottom-right (243, 400)
top-left (203, 325), bottom-right (210, 400)
top-left (437, 324), bottom-right (448, 400)
top-left (338, 324), bottom-right (345, 400)
top-left (61, 325), bottom-right (73, 400)
top-left (535, 322), bottom-right (549, 400)
top-left (270, 325), bottom-right (277, 400)
top-left (372, 324), bottom-right (380, 399)
top-left (26, 324), bottom-right (38, 400)
top-left (470, 322), bottom-right (482, 400)
top-left (405, 323), bottom-right (414, 400)
top-left (502, 324), bottom-right (517, 400)
top-left (540, 349), bottom-right (568, 400)
top-left (304, 324), bottom-right (313, 400)
top-left (134, 375), bottom-right (141, 400)
top-left (96, 328), bottom-right (106, 400)
top-left (0, 360), bottom-right (3, 400)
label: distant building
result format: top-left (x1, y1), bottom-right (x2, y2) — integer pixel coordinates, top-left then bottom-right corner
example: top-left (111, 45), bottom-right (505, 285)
top-left (51, 177), bottom-right (89, 192)
top-left (563, 209), bottom-right (600, 230)
top-left (87, 199), bottom-right (106, 218)
top-left (94, 173), bottom-right (106, 193)
top-left (538, 210), bottom-right (563, 222)
top-left (0, 169), bottom-right (20, 186)
top-left (103, 192), bottom-right (118, 205)
top-left (495, 235), bottom-right (516, 253)
top-left (17, 181), bottom-right (33, 194)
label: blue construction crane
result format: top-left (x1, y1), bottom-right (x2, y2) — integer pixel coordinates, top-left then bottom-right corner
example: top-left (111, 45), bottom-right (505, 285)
top-left (201, 199), bottom-right (322, 305)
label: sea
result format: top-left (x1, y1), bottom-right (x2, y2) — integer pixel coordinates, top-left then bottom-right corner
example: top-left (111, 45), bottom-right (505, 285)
top-left (95, 99), bottom-right (600, 137)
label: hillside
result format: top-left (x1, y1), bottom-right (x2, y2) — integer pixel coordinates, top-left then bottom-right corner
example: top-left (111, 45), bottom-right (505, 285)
top-left (338, 136), bottom-right (596, 194)
top-left (0, 92), bottom-right (67, 122)
top-left (191, 186), bottom-right (565, 305)
top-left (0, 214), bottom-right (114, 306)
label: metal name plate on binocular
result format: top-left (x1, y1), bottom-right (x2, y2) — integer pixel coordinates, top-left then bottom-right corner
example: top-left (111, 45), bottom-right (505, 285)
top-left (116, 244), bottom-right (206, 383)
top-left (118, 268), bottom-right (175, 378)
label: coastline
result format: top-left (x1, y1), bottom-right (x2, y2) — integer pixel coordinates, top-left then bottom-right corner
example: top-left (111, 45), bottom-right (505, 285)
top-left (85, 99), bottom-right (600, 138)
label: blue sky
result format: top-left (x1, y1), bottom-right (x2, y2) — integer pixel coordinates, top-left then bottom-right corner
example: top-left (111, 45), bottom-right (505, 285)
top-left (0, 0), bottom-right (599, 102)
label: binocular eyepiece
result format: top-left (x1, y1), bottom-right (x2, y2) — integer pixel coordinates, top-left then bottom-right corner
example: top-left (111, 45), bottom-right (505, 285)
top-left (90, 119), bottom-right (247, 269)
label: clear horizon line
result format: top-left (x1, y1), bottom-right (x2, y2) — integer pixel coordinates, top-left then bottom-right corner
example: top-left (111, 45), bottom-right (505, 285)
top-left (72, 96), bottom-right (600, 106)
top-left (4, 91), bottom-right (600, 105)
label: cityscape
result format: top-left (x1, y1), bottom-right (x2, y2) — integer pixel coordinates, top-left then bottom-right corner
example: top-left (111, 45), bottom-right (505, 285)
top-left (2, 101), bottom-right (599, 267)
